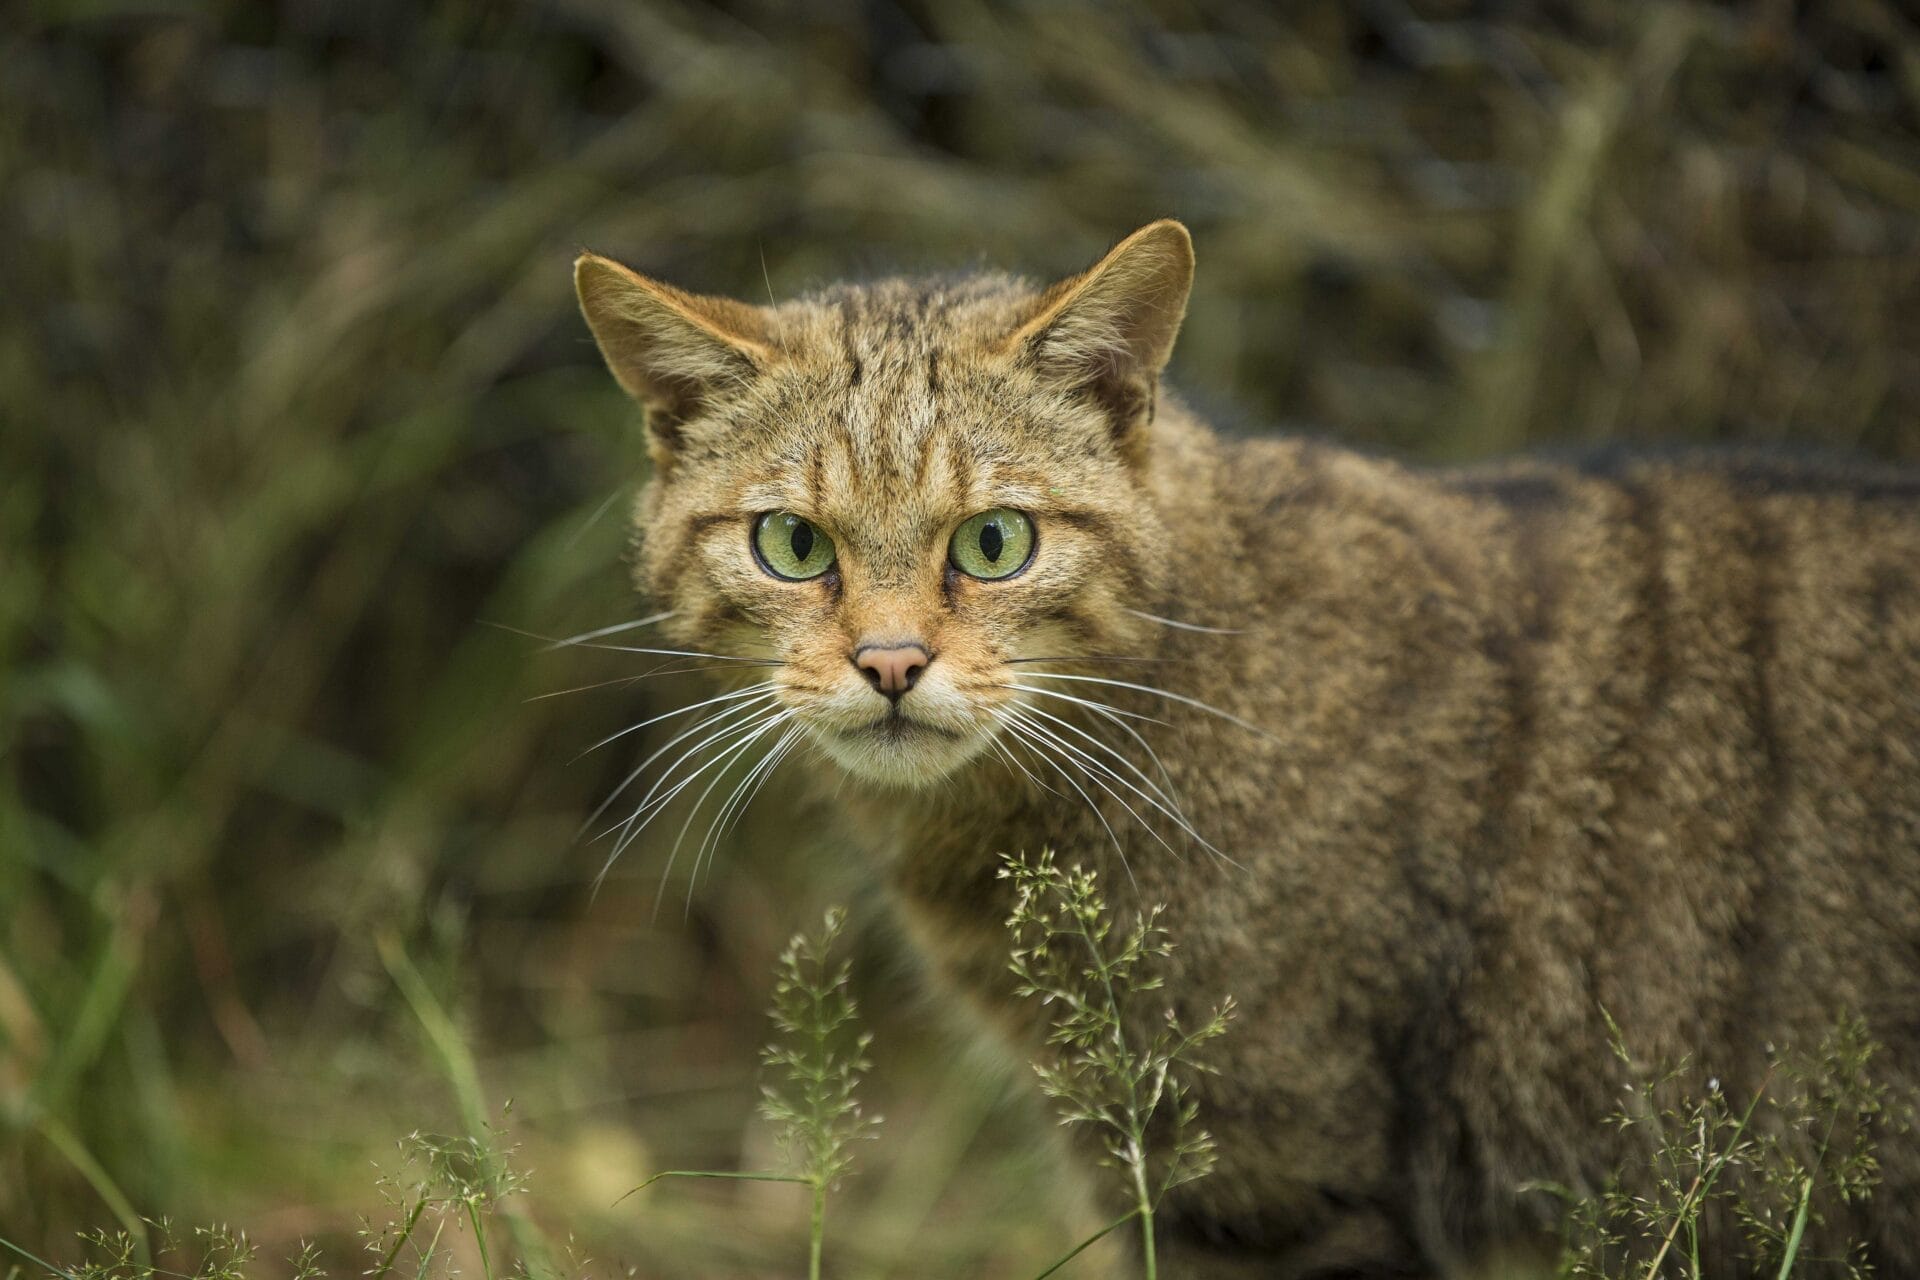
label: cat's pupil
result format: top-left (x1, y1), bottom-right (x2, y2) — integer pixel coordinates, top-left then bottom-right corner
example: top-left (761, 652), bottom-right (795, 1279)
top-left (979, 522), bottom-right (1004, 562)
top-left (790, 521), bottom-right (814, 563)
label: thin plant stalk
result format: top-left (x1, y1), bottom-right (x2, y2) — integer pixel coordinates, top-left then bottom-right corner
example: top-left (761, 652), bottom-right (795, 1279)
top-left (809, 1180), bottom-right (826, 1280)
top-left (1131, 1159), bottom-right (1157, 1279)
top-left (1774, 1178), bottom-right (1813, 1279)
top-left (368, 1200), bottom-right (430, 1280)
top-left (1031, 1212), bottom-right (1140, 1280)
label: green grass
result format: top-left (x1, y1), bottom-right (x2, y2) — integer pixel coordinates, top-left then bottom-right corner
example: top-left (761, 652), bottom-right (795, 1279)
top-left (4, 864), bottom-right (1903, 1280)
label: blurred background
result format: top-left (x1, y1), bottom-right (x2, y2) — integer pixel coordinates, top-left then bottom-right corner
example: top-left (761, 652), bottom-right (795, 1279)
top-left (4, 0), bottom-right (1918, 1276)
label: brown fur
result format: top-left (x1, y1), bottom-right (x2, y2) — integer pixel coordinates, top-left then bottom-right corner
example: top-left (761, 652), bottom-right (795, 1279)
top-left (575, 224), bottom-right (1920, 1278)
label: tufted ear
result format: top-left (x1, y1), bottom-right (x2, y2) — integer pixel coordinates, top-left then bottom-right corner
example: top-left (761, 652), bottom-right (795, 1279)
top-left (574, 252), bottom-right (775, 463)
top-left (1005, 219), bottom-right (1194, 448)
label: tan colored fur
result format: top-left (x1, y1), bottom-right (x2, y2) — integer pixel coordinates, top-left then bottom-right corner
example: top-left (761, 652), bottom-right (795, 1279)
top-left (575, 225), bottom-right (1920, 1278)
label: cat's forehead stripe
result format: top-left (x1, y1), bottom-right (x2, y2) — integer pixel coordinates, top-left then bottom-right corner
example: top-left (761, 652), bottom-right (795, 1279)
top-left (735, 445), bottom-right (1045, 519)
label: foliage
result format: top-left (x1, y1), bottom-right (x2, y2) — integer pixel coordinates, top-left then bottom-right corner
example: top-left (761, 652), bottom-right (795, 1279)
top-left (1555, 1013), bottom-right (1914, 1280)
top-left (0, 1129), bottom-right (533, 1280)
top-left (361, 1128), bottom-right (530, 1280)
top-left (4, 904), bottom-right (1910, 1280)
top-left (1001, 851), bottom-right (1234, 1279)
top-left (626, 908), bottom-right (878, 1280)
top-left (758, 908), bottom-right (882, 1200)
top-left (67, 1223), bottom-right (270, 1280)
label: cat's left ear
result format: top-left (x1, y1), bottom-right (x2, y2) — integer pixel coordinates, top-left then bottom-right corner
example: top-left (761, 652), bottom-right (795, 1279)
top-left (1006, 219), bottom-right (1194, 449)
top-left (574, 252), bottom-right (774, 467)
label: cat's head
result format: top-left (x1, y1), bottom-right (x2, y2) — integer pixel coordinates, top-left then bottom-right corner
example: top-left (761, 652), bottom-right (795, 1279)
top-left (574, 222), bottom-right (1192, 789)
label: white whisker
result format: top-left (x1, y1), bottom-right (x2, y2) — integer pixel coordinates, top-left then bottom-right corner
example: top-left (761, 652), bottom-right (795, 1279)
top-left (695, 726), bottom-right (792, 881)
top-left (592, 706), bottom-right (790, 896)
top-left (528, 659), bottom-right (773, 702)
top-left (562, 486), bottom-right (628, 552)
top-left (1005, 655), bottom-right (1178, 666)
top-left (1009, 705), bottom-right (1238, 869)
top-left (1003, 682), bottom-right (1182, 802)
top-left (488, 620), bottom-right (774, 665)
top-left (722, 726), bottom-right (802, 845)
top-left (527, 673), bottom-right (653, 702)
top-left (543, 610), bottom-right (679, 650)
top-left (987, 731), bottom-right (1061, 797)
top-left (1003, 682), bottom-right (1166, 724)
top-left (571, 681), bottom-right (778, 762)
top-left (605, 704), bottom-right (790, 850)
top-left (993, 708), bottom-right (1135, 890)
top-left (582, 694), bottom-right (780, 834)
top-left (654, 714), bottom-right (792, 920)
top-left (1125, 607), bottom-right (1244, 635)
top-left (1011, 700), bottom-right (1185, 816)
top-left (1016, 671), bottom-right (1272, 739)
top-left (1004, 706), bottom-right (1193, 866)
top-left (576, 643), bottom-right (779, 664)
top-left (692, 725), bottom-right (804, 902)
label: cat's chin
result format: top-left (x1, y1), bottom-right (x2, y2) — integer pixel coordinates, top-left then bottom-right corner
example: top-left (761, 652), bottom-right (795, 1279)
top-left (808, 716), bottom-right (993, 789)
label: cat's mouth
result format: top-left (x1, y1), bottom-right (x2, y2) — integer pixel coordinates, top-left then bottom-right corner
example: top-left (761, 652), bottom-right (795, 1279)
top-left (848, 713), bottom-right (964, 743)
top-left (801, 702), bottom-right (992, 787)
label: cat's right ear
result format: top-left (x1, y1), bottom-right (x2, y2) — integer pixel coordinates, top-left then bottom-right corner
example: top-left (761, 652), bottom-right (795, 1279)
top-left (574, 253), bottom-right (774, 463)
top-left (1003, 220), bottom-right (1194, 456)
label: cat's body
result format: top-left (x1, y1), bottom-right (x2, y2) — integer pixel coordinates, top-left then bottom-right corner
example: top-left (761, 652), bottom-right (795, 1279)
top-left (573, 224), bottom-right (1920, 1278)
top-left (872, 422), bottom-right (1920, 1277)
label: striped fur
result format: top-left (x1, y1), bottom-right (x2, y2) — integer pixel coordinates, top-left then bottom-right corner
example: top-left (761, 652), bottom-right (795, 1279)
top-left (576, 224), bottom-right (1920, 1278)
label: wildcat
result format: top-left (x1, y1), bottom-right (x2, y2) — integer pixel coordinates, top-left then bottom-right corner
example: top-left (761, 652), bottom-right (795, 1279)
top-left (572, 222), bottom-right (1920, 1278)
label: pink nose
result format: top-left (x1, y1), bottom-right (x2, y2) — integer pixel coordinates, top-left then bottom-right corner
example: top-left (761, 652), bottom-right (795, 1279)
top-left (854, 643), bottom-right (930, 702)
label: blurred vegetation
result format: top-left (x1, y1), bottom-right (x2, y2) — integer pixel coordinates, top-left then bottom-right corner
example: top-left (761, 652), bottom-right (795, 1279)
top-left (2, 0), bottom-right (1917, 1276)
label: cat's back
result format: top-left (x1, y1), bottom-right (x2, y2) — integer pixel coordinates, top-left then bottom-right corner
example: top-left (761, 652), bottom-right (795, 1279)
top-left (1166, 431), bottom-right (1920, 875)
top-left (1433, 446), bottom-right (1920, 777)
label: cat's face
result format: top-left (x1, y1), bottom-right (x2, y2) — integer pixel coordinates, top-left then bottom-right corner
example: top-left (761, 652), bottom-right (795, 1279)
top-left (576, 223), bottom-right (1192, 789)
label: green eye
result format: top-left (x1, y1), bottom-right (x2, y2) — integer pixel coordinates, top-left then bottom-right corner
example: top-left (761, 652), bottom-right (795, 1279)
top-left (949, 508), bottom-right (1035, 580)
top-left (753, 512), bottom-right (837, 580)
